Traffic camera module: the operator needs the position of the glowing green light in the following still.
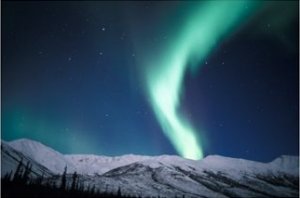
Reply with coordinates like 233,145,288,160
144,1,258,160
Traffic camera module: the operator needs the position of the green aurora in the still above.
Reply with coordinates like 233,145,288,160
144,1,259,160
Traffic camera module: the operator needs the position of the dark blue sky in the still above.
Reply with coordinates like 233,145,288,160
2,1,298,162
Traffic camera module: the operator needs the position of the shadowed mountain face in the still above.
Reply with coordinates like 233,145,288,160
1,139,299,198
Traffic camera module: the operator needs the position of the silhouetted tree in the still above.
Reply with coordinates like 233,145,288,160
117,186,122,197
3,164,142,198
3,171,13,181
60,166,67,191
22,161,32,183
13,158,24,182
71,171,78,191
90,184,95,195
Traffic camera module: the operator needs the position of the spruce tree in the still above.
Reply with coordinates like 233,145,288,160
60,166,67,191
71,171,78,191
13,158,23,182
22,161,32,183
117,186,122,197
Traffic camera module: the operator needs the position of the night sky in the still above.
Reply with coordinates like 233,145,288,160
2,1,299,162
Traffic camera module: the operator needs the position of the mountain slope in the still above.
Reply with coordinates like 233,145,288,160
1,141,53,179
81,157,298,197
8,138,76,174
1,139,299,198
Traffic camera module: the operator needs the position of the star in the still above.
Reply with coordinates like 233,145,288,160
2,0,298,163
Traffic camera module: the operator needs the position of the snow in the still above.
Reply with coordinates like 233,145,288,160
1,141,53,178
65,154,151,175
269,155,299,175
2,138,299,198
8,138,76,174
6,139,299,177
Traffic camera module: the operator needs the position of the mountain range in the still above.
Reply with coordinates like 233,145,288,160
1,138,299,197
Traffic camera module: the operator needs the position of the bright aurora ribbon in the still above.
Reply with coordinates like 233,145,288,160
143,1,259,160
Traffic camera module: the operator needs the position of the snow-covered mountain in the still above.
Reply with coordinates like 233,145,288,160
1,138,299,197
1,140,53,179
7,138,76,174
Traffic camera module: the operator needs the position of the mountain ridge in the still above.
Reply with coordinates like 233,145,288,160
5,138,298,174
1,138,299,198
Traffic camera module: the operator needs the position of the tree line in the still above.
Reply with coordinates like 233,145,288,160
2,158,140,198
2,158,188,198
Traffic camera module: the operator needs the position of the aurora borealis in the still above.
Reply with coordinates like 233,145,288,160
143,1,258,159
2,1,299,162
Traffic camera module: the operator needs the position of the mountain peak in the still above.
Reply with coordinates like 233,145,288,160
8,138,75,174
270,155,299,174
9,138,48,148
1,138,299,198
4,138,299,177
